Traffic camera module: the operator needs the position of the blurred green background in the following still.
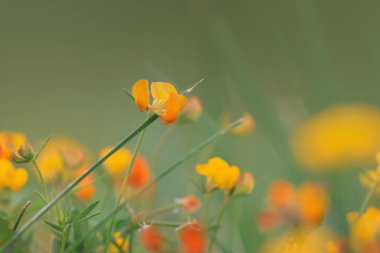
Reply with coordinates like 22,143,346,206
1,0,380,252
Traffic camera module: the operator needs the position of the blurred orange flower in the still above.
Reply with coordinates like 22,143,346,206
176,196,201,213
139,225,163,253
196,157,240,190
75,166,95,201
132,79,188,124
178,221,207,253
179,96,202,122
235,171,255,195
259,180,328,230
128,154,151,189
0,159,28,192
292,104,380,171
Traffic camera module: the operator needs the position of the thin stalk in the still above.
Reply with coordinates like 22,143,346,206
104,127,147,253
207,198,229,253
0,115,158,252
128,231,134,253
32,160,48,198
151,125,177,167
66,118,242,252
13,200,32,231
354,183,378,225
142,204,179,219
203,193,210,227
60,225,71,253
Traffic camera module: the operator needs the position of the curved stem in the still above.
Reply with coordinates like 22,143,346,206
103,127,147,253
32,160,48,199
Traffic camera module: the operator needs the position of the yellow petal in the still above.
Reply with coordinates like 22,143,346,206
100,147,132,177
151,82,177,105
132,79,150,112
8,168,28,192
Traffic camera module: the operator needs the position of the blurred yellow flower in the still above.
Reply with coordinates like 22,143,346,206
347,207,380,252
0,159,28,192
109,232,128,253
132,79,188,124
292,105,380,170
260,227,332,253
0,131,27,160
99,147,132,177
196,157,240,190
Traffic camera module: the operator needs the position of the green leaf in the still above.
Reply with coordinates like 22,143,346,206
44,221,63,233
76,212,101,224
72,201,99,223
122,88,135,101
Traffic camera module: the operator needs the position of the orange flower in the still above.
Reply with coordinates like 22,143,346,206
75,166,95,201
176,196,202,213
231,113,255,136
128,155,151,189
132,80,188,124
139,225,163,253
178,221,207,253
260,180,329,229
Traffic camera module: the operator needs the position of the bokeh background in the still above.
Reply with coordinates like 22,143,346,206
1,1,380,252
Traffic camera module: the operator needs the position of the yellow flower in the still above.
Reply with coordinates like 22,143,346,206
0,159,28,192
132,79,188,124
196,157,240,190
292,104,380,171
99,147,132,177
260,227,332,253
347,207,380,252
109,232,129,253
38,136,89,181
0,132,27,160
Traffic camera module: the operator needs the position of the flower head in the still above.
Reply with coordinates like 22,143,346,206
128,154,151,189
132,80,188,124
139,225,163,253
100,147,132,177
196,157,240,190
0,159,28,192
235,171,255,195
259,180,329,230
178,221,207,253
292,104,380,171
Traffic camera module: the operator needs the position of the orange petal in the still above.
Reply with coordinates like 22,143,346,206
132,79,150,112
160,93,187,124
128,155,151,189
151,82,177,105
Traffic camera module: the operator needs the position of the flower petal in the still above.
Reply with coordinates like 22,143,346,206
151,82,177,106
132,79,150,112
160,93,187,124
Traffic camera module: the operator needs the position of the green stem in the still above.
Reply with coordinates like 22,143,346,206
203,193,210,227
207,198,229,253
65,118,242,253
354,183,378,225
60,225,71,253
151,125,177,168
13,200,32,231
128,231,134,253
32,160,48,199
104,126,147,253
0,115,158,252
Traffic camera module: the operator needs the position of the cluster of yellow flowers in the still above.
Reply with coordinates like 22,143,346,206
0,132,29,192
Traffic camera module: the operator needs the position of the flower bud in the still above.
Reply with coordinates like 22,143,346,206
11,144,35,163
179,96,202,123
235,172,255,195
231,113,255,136
175,196,201,213
139,225,163,253
178,221,206,253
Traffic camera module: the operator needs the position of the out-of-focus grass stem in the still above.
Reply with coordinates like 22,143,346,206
208,197,229,253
